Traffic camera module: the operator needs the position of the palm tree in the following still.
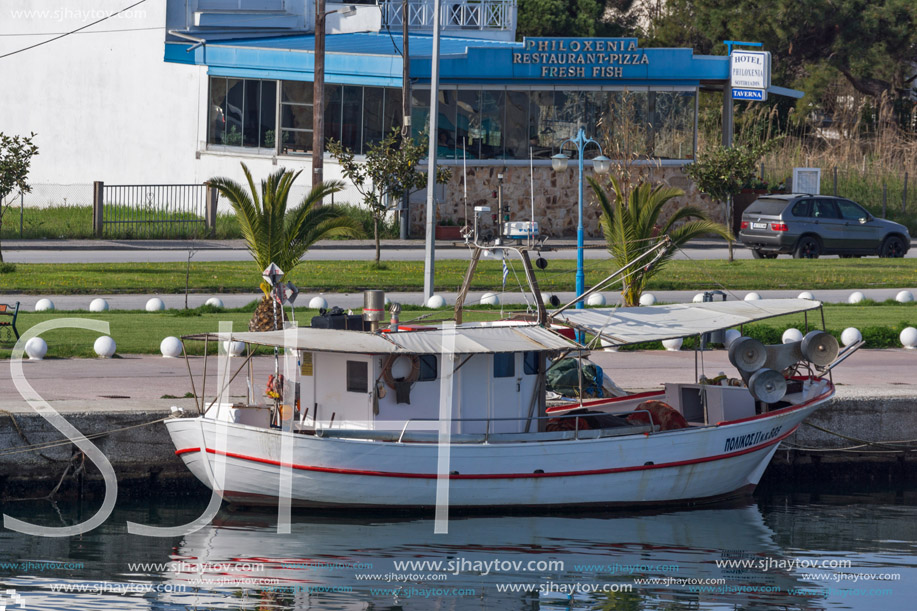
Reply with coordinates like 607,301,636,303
589,175,733,307
209,163,363,331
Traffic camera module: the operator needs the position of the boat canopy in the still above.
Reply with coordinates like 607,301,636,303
553,299,822,346
185,324,576,355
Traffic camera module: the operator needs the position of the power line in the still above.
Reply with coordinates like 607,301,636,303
0,26,162,37
0,0,150,60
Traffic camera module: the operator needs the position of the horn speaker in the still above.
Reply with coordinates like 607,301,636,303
801,330,839,366
748,368,788,403
728,337,767,372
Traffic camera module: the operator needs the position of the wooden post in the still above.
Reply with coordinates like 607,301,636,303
312,0,326,196
92,181,104,237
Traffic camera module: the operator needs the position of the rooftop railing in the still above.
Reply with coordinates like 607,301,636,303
378,0,516,32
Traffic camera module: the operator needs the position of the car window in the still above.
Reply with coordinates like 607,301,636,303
813,199,840,219
744,198,788,216
836,199,868,221
791,199,812,218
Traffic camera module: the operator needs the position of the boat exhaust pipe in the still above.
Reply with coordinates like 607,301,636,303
363,290,385,332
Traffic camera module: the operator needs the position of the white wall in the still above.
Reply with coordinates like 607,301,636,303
0,0,359,211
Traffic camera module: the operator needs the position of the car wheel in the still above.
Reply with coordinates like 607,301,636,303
793,236,821,259
879,236,906,258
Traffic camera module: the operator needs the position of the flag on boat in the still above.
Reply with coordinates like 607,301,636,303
502,252,508,290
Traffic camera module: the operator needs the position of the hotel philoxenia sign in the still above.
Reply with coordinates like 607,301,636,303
513,38,649,79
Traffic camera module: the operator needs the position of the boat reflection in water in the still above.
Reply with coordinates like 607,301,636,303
162,503,823,610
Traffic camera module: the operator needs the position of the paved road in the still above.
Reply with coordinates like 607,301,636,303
6,238,916,263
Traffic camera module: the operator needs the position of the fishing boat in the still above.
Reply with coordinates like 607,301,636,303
164,241,856,509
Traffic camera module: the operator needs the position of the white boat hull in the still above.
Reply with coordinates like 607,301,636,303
165,382,833,509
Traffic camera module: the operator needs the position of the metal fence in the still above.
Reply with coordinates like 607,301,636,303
760,165,916,223
93,182,218,238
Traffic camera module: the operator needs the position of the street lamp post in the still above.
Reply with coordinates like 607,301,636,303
551,128,610,313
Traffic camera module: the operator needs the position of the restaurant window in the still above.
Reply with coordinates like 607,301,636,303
280,80,313,155
479,90,506,159
207,76,276,149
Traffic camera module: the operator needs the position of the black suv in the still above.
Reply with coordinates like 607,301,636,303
738,194,911,259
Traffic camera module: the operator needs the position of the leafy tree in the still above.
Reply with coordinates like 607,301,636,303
589,175,733,306
646,0,917,115
518,0,638,39
328,128,451,265
0,132,39,263
683,141,775,260
208,163,363,331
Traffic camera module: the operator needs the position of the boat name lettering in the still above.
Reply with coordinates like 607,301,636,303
724,426,782,452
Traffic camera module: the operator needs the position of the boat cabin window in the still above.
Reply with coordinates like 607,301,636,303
493,353,515,378
418,355,437,381
523,351,540,375
346,360,368,393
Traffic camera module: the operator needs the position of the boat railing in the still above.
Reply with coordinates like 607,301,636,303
314,409,657,444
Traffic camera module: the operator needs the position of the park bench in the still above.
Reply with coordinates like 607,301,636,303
0,301,20,342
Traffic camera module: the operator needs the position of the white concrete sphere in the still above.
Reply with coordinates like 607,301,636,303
840,327,862,347
797,291,815,300
586,293,606,307
145,298,165,312
384,296,391,306
692,293,705,303
848,291,865,304
89,298,109,312
782,328,804,344
94,335,116,358
900,327,917,349
744,292,761,301
639,293,657,306
205,297,224,308
160,336,183,358
308,296,328,310
724,329,742,347
223,340,246,357
480,292,500,306
34,298,54,312
25,337,47,360
426,295,446,308
662,337,683,351
895,290,914,304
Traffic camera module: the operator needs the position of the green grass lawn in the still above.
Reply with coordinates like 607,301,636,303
1,303,913,358
2,258,916,295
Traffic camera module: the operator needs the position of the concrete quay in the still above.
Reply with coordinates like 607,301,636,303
0,350,915,499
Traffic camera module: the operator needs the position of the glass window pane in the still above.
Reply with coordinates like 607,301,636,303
837,199,867,220
243,80,261,147
418,355,437,381
324,84,342,145
225,78,244,146
609,90,648,157
260,80,276,149
384,87,403,136
208,77,227,145
651,91,695,160
791,200,811,217
342,85,362,153
282,104,313,131
554,90,583,157
523,351,540,375
528,90,555,158
436,89,458,159
282,80,312,104
479,90,505,159
346,360,368,393
280,129,312,155
493,353,515,378
411,88,430,146
504,91,529,160
362,87,385,151
455,89,479,159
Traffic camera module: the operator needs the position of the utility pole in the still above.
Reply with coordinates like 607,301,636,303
312,0,326,195
400,0,411,239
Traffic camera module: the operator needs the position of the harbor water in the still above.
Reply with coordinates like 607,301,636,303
1,484,915,610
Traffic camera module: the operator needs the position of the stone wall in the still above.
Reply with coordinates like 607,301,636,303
408,164,725,238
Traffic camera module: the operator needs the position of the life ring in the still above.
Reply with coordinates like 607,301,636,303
382,354,421,388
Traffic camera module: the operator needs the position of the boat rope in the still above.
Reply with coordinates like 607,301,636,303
780,421,917,454
0,409,56,462
0,415,174,458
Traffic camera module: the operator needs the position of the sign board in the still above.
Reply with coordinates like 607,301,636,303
730,50,770,90
733,88,767,101
792,168,821,195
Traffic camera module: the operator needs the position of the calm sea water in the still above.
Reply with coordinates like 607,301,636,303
1,485,915,610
